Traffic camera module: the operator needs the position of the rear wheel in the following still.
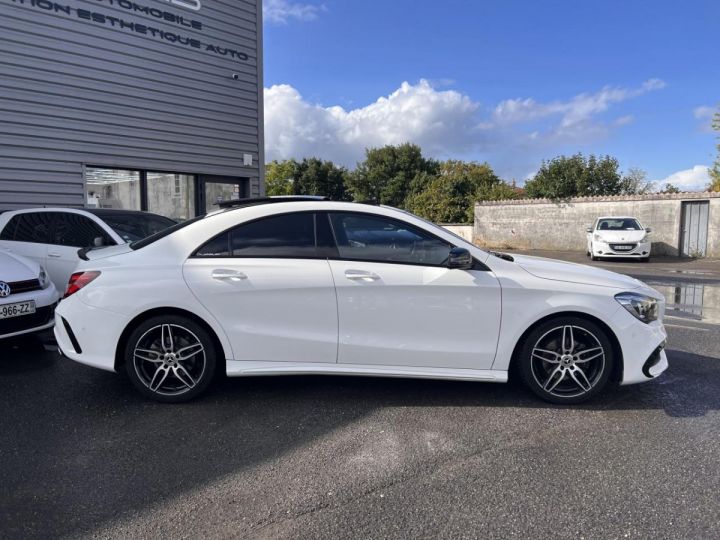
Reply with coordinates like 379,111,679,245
518,317,614,404
124,315,217,403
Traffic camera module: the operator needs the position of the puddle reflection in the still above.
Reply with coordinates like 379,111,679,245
647,280,720,324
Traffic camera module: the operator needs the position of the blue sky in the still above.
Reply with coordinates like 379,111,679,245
262,0,719,189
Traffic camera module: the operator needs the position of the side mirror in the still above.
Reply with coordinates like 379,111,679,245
645,227,652,233
447,247,473,270
93,236,104,247
585,227,593,233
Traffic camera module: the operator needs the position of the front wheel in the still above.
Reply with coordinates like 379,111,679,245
518,317,615,404
124,315,217,403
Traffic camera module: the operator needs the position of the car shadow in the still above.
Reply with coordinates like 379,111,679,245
0,342,717,538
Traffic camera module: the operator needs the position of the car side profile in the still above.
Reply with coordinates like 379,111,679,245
54,198,668,404
0,208,176,292
586,216,652,262
1,249,59,340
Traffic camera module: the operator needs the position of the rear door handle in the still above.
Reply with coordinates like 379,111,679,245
48,251,62,258
345,270,380,282
211,269,247,281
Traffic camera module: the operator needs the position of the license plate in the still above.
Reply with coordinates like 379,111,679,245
614,245,632,250
0,300,36,320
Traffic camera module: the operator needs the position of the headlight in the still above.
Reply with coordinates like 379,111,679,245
593,234,602,241
640,235,650,243
39,267,50,289
615,292,659,323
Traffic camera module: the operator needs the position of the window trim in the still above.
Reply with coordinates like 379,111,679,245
190,210,326,260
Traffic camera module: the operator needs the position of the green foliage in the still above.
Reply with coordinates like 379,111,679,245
524,153,648,199
406,160,514,223
660,183,680,194
711,108,720,192
347,143,439,206
265,160,296,196
265,158,350,200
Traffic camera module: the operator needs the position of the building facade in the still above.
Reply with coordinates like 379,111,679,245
0,0,264,219
474,192,720,258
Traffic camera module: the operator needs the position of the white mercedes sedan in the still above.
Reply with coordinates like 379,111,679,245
586,216,652,262
55,198,668,404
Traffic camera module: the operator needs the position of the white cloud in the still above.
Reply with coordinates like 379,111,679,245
263,0,322,24
265,80,482,166
655,165,711,192
694,105,716,133
264,79,665,177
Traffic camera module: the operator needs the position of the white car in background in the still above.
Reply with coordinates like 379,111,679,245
0,208,176,292
0,249,59,340
586,216,652,262
55,198,668,405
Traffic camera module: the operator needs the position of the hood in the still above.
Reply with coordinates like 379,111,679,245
0,249,40,282
593,230,646,242
80,244,133,261
513,254,643,289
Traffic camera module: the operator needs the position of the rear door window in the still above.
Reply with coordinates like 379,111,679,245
2,213,53,244
195,212,318,258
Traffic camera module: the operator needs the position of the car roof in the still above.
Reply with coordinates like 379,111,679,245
597,216,640,220
84,208,173,219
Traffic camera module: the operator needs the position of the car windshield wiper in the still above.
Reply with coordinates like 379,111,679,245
489,251,514,262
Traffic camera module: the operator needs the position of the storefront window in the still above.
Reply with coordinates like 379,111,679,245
85,168,141,210
204,181,242,214
147,172,196,220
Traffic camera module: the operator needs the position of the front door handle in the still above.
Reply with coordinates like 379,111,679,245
345,270,380,282
48,251,62,258
211,269,247,281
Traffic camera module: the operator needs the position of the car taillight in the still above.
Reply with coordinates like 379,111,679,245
64,271,101,299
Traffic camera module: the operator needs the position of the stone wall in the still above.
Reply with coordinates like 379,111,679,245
474,192,720,257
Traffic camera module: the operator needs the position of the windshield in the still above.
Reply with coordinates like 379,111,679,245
102,213,177,243
596,218,642,231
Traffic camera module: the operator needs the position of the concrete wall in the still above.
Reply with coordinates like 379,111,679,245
441,224,474,243
474,192,720,257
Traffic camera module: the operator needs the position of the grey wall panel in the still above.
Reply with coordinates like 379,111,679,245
0,0,263,209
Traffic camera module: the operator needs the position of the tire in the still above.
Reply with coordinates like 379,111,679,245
124,315,217,403
518,316,615,404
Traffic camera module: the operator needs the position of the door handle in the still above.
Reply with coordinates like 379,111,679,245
48,251,61,258
211,269,247,281
345,270,380,282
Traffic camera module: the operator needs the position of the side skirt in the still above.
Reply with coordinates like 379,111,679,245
226,361,508,383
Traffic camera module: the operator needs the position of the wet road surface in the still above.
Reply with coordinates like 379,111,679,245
1,276,718,539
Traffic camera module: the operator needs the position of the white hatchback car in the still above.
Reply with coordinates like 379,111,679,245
0,208,176,292
586,216,652,262
1,249,60,340
55,198,668,404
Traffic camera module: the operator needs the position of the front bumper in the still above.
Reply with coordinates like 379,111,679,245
592,241,651,258
0,285,60,339
611,307,669,385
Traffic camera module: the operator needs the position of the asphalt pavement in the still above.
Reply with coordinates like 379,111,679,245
1,259,719,539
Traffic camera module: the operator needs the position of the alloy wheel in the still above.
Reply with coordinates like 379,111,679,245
530,325,606,399
132,323,207,397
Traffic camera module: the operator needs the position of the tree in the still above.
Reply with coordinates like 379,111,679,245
711,107,720,192
265,159,296,196
406,160,513,223
292,158,351,201
524,153,626,199
347,143,438,206
264,158,350,200
620,167,654,195
660,183,680,194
